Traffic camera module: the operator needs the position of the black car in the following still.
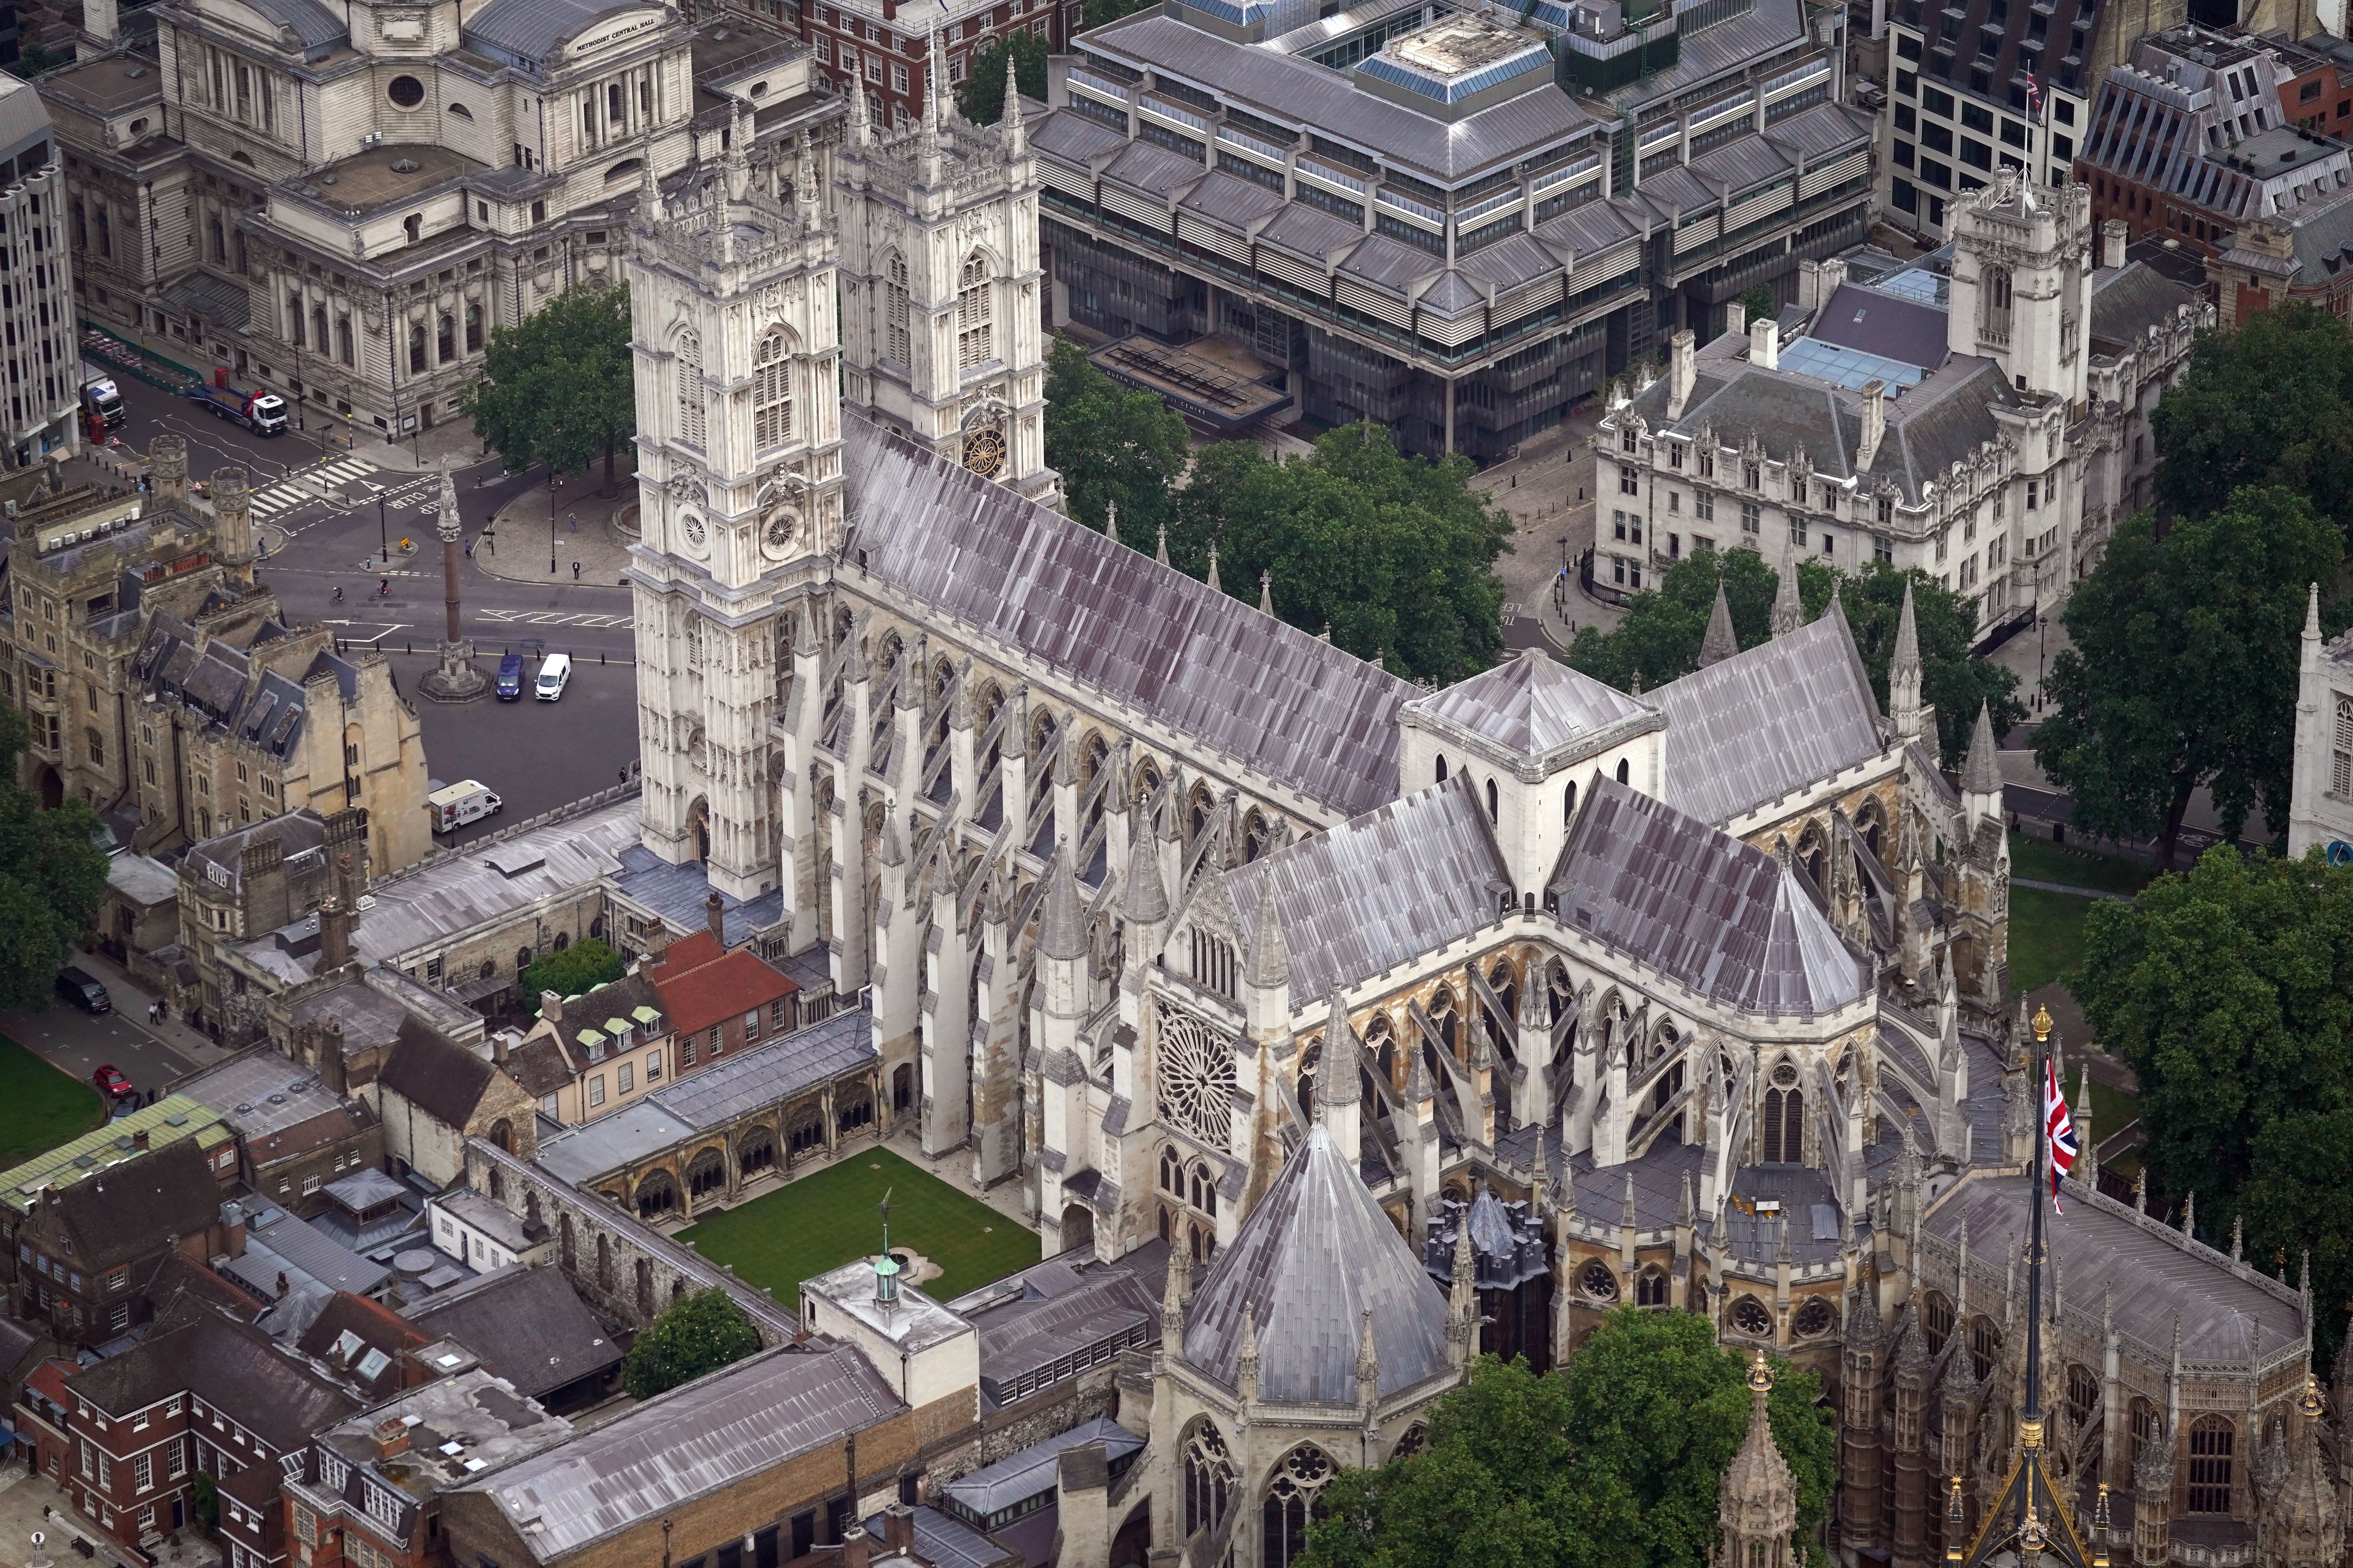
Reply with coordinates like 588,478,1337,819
55,967,110,1015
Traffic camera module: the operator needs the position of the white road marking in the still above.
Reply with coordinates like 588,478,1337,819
476,608,635,628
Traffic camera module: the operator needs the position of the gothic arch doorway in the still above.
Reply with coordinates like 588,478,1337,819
685,796,711,863
36,766,60,810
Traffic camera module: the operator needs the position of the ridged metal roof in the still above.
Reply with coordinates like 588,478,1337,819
1410,644,1657,757
1651,613,1885,827
1548,777,1866,1015
1181,1126,1451,1403
1220,776,1509,1001
843,416,1409,816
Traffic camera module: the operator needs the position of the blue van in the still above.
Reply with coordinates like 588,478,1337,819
496,653,524,701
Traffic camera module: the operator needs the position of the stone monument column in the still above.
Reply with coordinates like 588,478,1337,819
417,463,487,703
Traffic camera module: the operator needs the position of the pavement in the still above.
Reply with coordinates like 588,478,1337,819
477,475,638,589
0,945,219,1104
1459,408,1626,655
0,1460,215,1568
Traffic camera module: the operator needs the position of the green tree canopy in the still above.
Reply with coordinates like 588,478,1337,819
1736,285,1777,328
2074,845,2353,1367
956,30,1047,125
520,938,627,1016
1162,426,1514,685
1565,551,2020,767
1043,335,1191,545
464,281,636,495
2151,303,2353,535
620,1286,762,1400
2033,487,2345,868
0,706,109,1012
1080,0,1156,30
1304,1312,1834,1568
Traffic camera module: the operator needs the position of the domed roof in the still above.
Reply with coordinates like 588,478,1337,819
1181,1126,1450,1404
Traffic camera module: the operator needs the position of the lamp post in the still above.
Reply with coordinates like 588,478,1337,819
548,464,558,575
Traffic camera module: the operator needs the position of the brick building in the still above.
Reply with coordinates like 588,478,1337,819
173,1045,386,1219
646,927,803,1082
796,0,1060,137
0,1138,233,1348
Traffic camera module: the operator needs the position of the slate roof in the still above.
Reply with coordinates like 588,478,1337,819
1649,612,1886,826
1806,281,1952,371
40,1138,219,1270
1547,776,1867,1015
960,1242,1165,1406
403,1266,621,1400
1408,646,1660,760
1182,1125,1450,1403
466,1343,903,1560
861,1507,1015,1568
1221,776,1510,1003
377,1020,499,1130
297,1292,430,1397
184,810,330,895
72,1298,359,1450
2088,261,2198,356
843,415,1410,817
940,1416,1143,1515
464,0,637,62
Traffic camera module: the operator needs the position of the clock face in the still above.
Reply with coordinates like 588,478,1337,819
962,425,1007,480
680,512,707,550
763,509,800,556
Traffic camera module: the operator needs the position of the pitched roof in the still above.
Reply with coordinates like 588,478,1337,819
464,1343,903,1561
1650,612,1885,826
1407,647,1660,761
647,947,796,1039
297,1292,431,1397
1182,1126,1451,1403
72,1300,359,1449
41,1138,220,1270
843,416,1411,817
1221,776,1510,1002
377,1020,498,1130
402,1266,621,1400
1547,777,1867,1016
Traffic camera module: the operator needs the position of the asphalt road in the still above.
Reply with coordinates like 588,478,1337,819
0,990,200,1102
393,656,646,848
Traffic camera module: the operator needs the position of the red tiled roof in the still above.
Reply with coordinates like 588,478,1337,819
650,947,798,1038
26,1356,76,1405
648,930,725,978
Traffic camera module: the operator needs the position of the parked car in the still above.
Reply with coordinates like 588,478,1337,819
91,1063,134,1101
496,653,524,701
429,780,503,833
55,967,110,1015
535,653,572,701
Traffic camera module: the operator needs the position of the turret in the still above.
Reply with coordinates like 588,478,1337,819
1961,701,2003,829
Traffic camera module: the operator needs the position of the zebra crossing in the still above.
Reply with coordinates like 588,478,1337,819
247,457,377,516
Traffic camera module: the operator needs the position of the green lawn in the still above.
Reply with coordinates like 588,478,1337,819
2009,885,2099,995
2008,832,2155,897
0,1035,105,1168
677,1146,1041,1311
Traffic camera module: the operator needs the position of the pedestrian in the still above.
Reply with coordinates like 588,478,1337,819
568,514,578,533
464,540,474,558
572,561,582,580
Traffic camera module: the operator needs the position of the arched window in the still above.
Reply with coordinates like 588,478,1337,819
2065,1363,2100,1429
1580,1260,1619,1301
2131,1399,2162,1469
465,300,482,353
1564,780,1577,824
1183,1423,1234,1536
675,330,707,448
2188,1417,2234,1512
314,307,330,356
1616,758,1630,785
1761,1061,1802,1164
884,252,911,364
957,251,994,369
1969,1315,2000,1382
288,295,306,346
2335,695,2353,796
1924,1291,1954,1353
437,313,455,363
1792,1297,1835,1337
408,320,426,373
1262,1446,1333,1568
1485,778,1499,822
1635,1267,1669,1307
754,329,793,449
336,315,354,366
1159,1146,1181,1194
1980,264,2014,342
1434,754,1447,783
1190,1162,1217,1217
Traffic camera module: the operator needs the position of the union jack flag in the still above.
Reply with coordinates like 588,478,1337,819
2025,73,2045,127
2044,1057,2079,1212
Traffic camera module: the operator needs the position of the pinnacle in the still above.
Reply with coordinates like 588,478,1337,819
1771,564,1802,638
1698,581,1738,668
1960,700,2002,796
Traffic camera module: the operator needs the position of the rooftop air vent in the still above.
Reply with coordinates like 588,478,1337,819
391,158,421,173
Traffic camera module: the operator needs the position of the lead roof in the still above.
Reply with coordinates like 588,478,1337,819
1182,1124,1451,1402
1650,612,1885,826
1409,645,1658,758
844,416,1409,817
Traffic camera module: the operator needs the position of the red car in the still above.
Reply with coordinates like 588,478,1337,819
91,1064,133,1101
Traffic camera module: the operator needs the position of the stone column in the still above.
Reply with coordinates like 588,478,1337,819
418,465,487,702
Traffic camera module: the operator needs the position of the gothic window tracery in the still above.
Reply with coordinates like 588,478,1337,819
1580,1260,1619,1301
675,330,707,449
1924,1291,1954,1353
1155,1001,1237,1147
885,251,911,365
1183,1422,1234,1536
957,251,994,369
754,329,794,450
1792,1297,1835,1338
1262,1446,1333,1568
2188,1416,2234,1513
1731,1295,1772,1336
1761,1061,1803,1164
1635,1267,1669,1307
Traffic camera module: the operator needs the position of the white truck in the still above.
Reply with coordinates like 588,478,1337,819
428,780,502,834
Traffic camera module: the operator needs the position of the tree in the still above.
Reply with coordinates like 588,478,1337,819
620,1286,762,1400
1303,1312,1835,1568
1565,552,2021,767
463,281,635,497
0,706,109,1013
1043,336,1190,544
956,30,1047,125
2033,487,2344,868
2074,845,2353,1367
1737,284,1777,327
1080,0,1156,30
9,42,66,80
1162,426,1514,685
519,938,626,1015
2151,303,2353,535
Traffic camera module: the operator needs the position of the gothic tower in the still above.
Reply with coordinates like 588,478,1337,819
1944,173,2092,408
835,53,1060,510
1717,1352,1799,1568
626,112,844,902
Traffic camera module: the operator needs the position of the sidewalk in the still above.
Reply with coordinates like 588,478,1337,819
476,474,638,588
0,1458,219,1568
66,948,234,1073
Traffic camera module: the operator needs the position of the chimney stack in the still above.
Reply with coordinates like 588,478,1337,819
842,1524,872,1568
1667,329,1696,419
2103,218,2129,270
1725,300,1747,338
212,467,254,585
541,989,564,1022
1858,379,1887,472
1749,314,1780,371
319,893,354,969
705,891,725,943
150,436,189,513
371,1417,411,1460
882,1504,916,1554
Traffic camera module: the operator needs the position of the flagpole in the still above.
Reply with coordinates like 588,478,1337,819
2021,1003,2053,1518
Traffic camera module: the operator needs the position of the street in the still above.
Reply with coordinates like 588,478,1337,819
393,656,646,848
0,959,207,1103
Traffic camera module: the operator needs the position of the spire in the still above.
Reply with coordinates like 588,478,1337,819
1447,1220,1478,1363
848,64,871,147
1717,1352,1798,1548
795,130,821,230
1826,577,1849,635
1038,841,1087,961
1207,543,1222,593
1260,569,1274,615
1961,700,2003,797
724,97,753,202
1161,1247,1189,1344
999,50,1027,154
1891,579,1923,737
1621,1170,1638,1232
918,30,945,178
1103,498,1119,546
1246,878,1290,991
2307,581,2324,645
636,154,663,224
1355,1308,1380,1401
1320,992,1359,1112
2182,1190,2196,1240
1679,1168,1696,1228
1771,564,1803,637
1698,581,1738,667
1122,814,1169,923
1532,1127,1552,1216
1155,523,1169,567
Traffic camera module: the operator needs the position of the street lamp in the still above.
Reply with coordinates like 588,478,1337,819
548,464,558,575
2037,612,2050,710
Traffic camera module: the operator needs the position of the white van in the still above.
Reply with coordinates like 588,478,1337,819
429,780,503,833
535,653,572,701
